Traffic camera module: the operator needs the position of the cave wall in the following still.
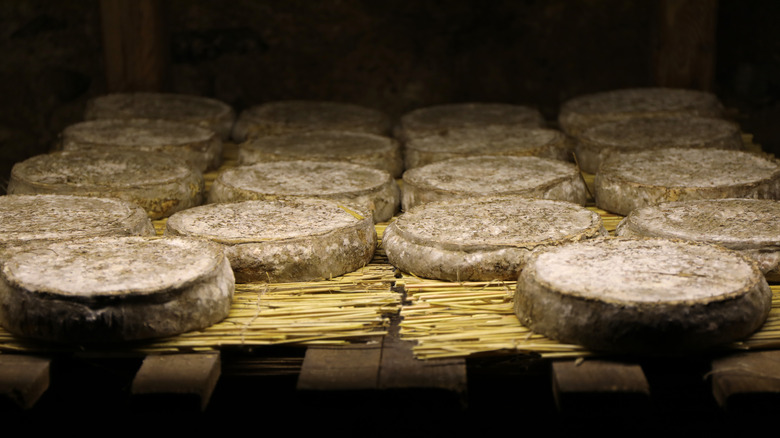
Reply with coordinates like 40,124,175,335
0,0,776,188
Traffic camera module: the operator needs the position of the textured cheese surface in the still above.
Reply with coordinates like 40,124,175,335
398,103,545,139
404,156,578,192
563,88,721,115
579,117,741,149
600,148,779,187
407,127,563,154
0,194,153,243
617,199,780,249
3,237,223,297
85,92,233,123
532,238,755,302
63,119,215,147
393,197,602,250
11,150,192,187
166,199,365,241
216,161,390,196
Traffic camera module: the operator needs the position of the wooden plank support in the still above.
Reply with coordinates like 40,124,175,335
297,344,382,391
711,350,780,414
552,359,651,416
653,0,718,90
130,353,220,412
0,354,50,410
99,0,169,92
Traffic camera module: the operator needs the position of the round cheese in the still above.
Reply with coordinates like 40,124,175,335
85,92,235,140
232,100,392,142
514,238,772,355
401,156,589,211
166,199,376,282
62,119,223,172
0,194,154,255
404,126,572,170
559,87,725,136
383,197,606,281
208,161,400,222
238,131,403,177
395,103,546,142
595,148,780,215
575,117,743,174
0,236,234,343
7,150,205,219
616,199,780,277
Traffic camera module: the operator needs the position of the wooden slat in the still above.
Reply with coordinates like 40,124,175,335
100,0,168,92
653,0,718,90
297,345,381,390
130,353,220,412
552,359,650,414
711,350,780,413
0,354,50,409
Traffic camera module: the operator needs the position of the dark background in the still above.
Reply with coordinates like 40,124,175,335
1,0,778,189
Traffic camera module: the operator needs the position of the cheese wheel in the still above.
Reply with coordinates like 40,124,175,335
595,148,780,215
616,199,780,277
232,100,392,142
85,92,235,140
401,156,588,211
166,199,376,282
514,238,772,355
0,236,234,343
383,197,606,281
0,194,154,255
575,117,743,174
62,119,223,171
559,88,725,136
395,103,546,142
238,131,403,177
7,150,204,219
404,126,572,170
208,161,400,222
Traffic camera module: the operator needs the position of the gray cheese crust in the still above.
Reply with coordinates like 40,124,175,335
0,194,154,257
84,92,235,140
594,148,780,215
166,199,376,282
0,236,235,343
401,156,588,211
395,102,546,142
515,238,772,355
383,197,606,281
558,87,725,136
232,100,392,142
616,199,780,276
575,117,743,174
7,150,205,219
238,131,403,177
62,118,223,171
404,126,572,170
208,161,400,223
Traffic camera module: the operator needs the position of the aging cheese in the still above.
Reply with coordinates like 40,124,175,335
403,126,572,170
559,87,725,136
0,194,154,251
0,236,234,343
85,92,235,140
594,148,780,215
616,199,780,278
7,150,204,219
514,238,772,355
232,100,392,142
62,119,223,171
208,161,400,222
401,156,589,211
166,199,376,282
395,103,546,142
575,117,743,174
238,131,403,177
383,197,606,281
